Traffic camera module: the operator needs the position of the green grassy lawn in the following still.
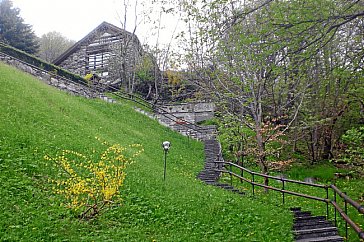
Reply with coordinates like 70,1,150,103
0,62,293,241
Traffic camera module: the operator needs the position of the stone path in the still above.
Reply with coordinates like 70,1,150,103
197,138,245,195
291,208,344,242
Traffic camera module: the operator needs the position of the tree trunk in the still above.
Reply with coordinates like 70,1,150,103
322,106,346,160
322,128,333,160
256,131,269,192
146,83,152,99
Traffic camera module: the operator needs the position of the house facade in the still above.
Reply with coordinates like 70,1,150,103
53,22,143,84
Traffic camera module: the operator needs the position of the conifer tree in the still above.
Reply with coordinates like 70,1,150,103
0,0,39,54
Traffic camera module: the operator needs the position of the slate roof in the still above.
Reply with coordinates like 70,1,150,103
53,21,137,65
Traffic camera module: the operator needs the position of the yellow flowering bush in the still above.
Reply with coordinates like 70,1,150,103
45,138,143,219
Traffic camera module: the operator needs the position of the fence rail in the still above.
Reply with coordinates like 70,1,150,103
218,161,364,241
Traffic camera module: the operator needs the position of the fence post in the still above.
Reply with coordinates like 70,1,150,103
229,163,232,186
252,173,255,196
240,136,244,180
344,192,348,241
240,168,244,183
334,190,337,227
326,186,329,219
282,179,285,205
240,155,244,184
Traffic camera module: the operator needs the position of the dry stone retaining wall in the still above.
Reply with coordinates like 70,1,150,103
158,102,215,125
0,52,98,99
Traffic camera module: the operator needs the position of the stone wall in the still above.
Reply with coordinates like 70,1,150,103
58,29,143,84
0,52,97,99
135,106,217,141
155,102,216,140
158,102,215,125
59,46,87,77
107,38,143,82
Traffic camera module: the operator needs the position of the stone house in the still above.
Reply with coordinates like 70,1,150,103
53,21,144,87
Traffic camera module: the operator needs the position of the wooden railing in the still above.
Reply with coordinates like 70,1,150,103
217,161,364,241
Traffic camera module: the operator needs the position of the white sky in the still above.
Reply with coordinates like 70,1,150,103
11,0,181,47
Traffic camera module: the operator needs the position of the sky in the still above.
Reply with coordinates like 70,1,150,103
11,0,181,47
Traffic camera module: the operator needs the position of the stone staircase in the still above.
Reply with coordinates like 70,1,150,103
196,139,344,241
291,208,344,242
197,139,244,195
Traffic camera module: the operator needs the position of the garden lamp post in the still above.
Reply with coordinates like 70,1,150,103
162,141,171,181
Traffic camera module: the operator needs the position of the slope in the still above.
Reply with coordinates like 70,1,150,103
0,62,293,241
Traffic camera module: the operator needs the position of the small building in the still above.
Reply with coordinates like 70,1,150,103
53,21,144,85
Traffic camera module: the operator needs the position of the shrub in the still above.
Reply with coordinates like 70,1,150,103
45,139,143,219
337,126,364,174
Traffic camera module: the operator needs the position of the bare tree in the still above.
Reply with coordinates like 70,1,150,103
38,31,74,62
108,0,144,93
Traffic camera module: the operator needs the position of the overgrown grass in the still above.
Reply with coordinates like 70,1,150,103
0,63,293,241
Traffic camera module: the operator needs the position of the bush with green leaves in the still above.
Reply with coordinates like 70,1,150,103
337,126,364,174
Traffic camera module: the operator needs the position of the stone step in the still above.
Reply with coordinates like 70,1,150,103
291,208,344,242
295,235,344,242
198,176,219,179
200,179,219,182
197,171,218,175
198,173,218,176
197,177,218,181
198,169,218,172
294,219,330,227
199,168,219,171
293,211,312,217
293,221,333,230
198,177,219,181
198,138,246,197
294,216,327,222
197,173,219,178
294,227,339,240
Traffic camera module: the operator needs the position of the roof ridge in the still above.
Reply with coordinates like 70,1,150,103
52,21,134,65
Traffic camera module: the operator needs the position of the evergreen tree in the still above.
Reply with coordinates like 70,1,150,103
0,0,39,54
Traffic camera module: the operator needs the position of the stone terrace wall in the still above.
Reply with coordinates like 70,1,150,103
155,102,216,140
158,102,215,125
0,52,98,99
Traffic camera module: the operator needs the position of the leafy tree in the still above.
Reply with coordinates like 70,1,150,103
336,126,364,175
0,0,39,54
177,0,364,182
134,53,159,99
179,0,307,186
38,31,75,62
266,0,364,163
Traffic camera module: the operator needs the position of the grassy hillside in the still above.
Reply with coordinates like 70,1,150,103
0,62,293,241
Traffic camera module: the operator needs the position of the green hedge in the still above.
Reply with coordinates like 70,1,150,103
0,42,87,86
